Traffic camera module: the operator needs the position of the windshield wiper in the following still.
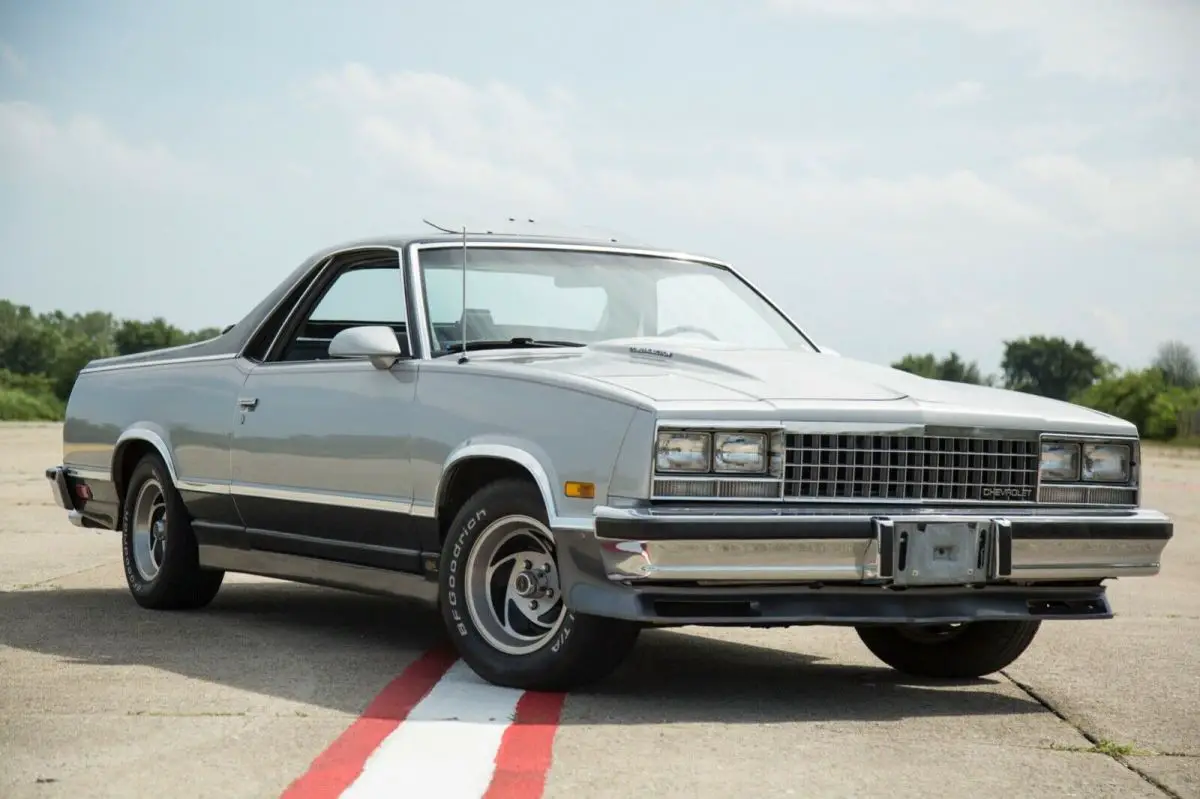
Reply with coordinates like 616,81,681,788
439,337,587,354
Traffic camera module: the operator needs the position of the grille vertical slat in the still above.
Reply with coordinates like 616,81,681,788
784,433,1040,502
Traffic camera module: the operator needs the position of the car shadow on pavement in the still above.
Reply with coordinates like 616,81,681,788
0,581,1043,725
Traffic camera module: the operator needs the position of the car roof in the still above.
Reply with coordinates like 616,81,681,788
314,231,682,253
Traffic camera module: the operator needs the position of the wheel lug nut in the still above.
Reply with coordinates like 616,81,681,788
545,589,554,598
523,560,532,569
530,600,539,610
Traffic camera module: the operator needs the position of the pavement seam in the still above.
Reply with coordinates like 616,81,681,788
1003,671,1184,799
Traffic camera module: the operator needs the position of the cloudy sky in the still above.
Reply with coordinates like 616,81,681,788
1,0,1196,375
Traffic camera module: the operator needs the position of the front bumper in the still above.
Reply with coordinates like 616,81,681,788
593,505,1172,585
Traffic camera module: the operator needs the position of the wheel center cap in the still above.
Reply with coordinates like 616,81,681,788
513,570,544,598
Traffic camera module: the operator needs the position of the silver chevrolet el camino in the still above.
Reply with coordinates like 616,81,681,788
45,232,1173,691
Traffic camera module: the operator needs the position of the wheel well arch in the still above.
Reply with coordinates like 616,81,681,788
435,456,548,544
111,431,175,526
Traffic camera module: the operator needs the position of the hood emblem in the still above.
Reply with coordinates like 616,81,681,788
630,346,673,359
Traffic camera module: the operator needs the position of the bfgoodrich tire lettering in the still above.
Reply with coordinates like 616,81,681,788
855,620,1042,679
439,478,639,691
120,453,224,611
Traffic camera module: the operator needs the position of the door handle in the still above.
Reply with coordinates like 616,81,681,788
237,397,259,411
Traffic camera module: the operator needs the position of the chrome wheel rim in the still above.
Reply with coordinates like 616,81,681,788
131,479,168,582
464,514,566,656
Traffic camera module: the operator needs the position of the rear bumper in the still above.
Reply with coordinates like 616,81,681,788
44,466,85,527
592,505,1172,585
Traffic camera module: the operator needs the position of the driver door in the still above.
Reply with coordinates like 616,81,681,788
229,248,423,572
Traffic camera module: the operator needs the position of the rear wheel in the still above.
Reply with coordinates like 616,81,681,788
121,453,224,610
855,620,1041,679
439,478,640,691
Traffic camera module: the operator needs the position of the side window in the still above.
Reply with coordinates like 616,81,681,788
309,267,407,323
270,260,409,363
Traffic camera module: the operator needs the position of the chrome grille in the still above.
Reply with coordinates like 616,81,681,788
784,433,1040,502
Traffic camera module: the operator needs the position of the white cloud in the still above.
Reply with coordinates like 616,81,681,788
302,65,1200,263
307,65,1064,247
1016,154,1200,241
767,0,1200,82
0,42,25,76
0,101,220,194
594,167,1057,246
309,64,577,209
919,80,985,107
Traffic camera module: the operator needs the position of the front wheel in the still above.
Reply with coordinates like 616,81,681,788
855,620,1041,679
439,478,640,691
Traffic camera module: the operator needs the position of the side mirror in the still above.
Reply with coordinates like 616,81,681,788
328,325,404,369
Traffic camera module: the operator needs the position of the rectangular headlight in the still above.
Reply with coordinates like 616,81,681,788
713,432,767,473
1040,442,1080,482
1083,442,1131,483
655,431,711,473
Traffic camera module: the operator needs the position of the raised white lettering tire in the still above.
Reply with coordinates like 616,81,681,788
439,478,640,691
121,453,224,610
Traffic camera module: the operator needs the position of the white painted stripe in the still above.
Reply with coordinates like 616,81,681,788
339,659,524,799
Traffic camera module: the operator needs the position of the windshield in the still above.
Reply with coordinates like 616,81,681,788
418,246,816,355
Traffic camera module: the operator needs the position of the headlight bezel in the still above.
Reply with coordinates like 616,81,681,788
1038,434,1137,487
653,424,784,478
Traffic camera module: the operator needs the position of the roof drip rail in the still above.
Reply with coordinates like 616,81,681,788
420,216,633,244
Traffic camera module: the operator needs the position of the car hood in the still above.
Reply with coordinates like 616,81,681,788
459,338,1131,434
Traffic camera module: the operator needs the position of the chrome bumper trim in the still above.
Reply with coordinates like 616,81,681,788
592,506,1171,584
45,466,73,510
597,537,871,582
1009,538,1164,580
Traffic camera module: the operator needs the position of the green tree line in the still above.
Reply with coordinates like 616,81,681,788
894,336,1200,442
0,300,220,421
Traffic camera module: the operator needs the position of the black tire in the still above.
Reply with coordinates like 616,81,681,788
120,453,224,610
856,620,1041,679
439,478,640,691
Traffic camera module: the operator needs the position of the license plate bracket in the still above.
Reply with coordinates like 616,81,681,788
889,520,992,587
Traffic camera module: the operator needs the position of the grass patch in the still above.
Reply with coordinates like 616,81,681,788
1049,739,1155,757
1090,739,1150,757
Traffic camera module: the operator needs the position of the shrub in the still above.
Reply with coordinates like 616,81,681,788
0,387,64,421
1075,368,1200,440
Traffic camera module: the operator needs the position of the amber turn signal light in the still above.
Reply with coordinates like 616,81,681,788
563,481,595,499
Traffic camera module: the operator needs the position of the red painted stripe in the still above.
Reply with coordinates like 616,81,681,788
279,646,458,799
482,690,567,799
